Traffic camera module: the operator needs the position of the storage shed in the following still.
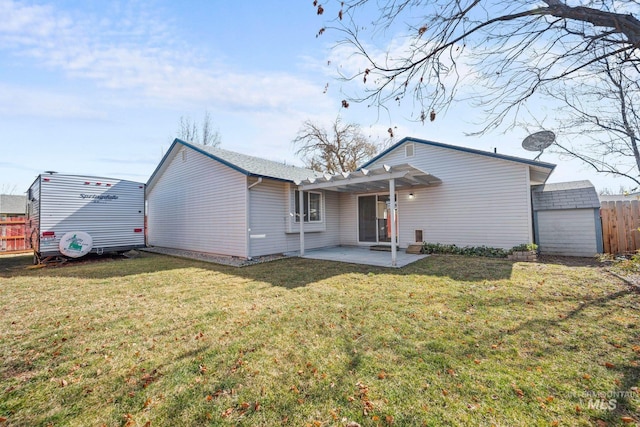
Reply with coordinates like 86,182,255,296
532,180,603,257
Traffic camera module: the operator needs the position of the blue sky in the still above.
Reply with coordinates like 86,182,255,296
0,0,632,193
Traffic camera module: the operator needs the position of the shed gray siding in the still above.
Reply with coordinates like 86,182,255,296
361,141,534,249
532,180,602,257
147,145,248,257
536,209,599,257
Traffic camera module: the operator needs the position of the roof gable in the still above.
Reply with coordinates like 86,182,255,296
147,139,322,188
361,137,557,171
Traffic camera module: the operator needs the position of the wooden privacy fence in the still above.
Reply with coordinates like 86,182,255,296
0,216,27,253
600,200,640,254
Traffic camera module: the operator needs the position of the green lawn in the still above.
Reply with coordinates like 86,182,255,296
0,252,638,426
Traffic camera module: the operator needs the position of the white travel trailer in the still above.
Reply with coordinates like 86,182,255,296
26,173,145,263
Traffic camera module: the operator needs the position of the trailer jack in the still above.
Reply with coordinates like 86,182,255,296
30,251,68,268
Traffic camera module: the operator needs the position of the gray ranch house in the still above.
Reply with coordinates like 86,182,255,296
146,137,558,263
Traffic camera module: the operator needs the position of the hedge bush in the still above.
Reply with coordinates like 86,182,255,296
421,242,509,258
421,242,538,258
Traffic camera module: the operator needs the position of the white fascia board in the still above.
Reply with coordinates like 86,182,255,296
298,170,412,191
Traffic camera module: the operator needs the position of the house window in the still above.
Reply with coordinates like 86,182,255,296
295,190,322,222
405,143,414,157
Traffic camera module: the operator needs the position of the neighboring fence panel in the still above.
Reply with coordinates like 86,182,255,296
600,200,640,254
0,216,27,253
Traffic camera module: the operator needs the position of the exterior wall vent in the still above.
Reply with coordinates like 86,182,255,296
405,143,414,157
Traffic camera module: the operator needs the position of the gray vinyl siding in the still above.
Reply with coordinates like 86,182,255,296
536,209,599,257
365,142,533,249
28,174,145,256
248,180,341,256
147,146,247,257
247,179,292,256
286,189,341,252
339,192,358,245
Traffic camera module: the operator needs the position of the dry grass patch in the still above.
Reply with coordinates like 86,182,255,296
0,252,639,426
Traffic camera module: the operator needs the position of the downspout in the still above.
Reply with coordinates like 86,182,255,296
248,178,263,190
525,167,534,244
246,178,262,260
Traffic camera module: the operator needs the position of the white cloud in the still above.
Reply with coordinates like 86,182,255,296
0,83,107,119
0,0,332,114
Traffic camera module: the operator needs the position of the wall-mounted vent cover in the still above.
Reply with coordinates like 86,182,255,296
405,143,414,157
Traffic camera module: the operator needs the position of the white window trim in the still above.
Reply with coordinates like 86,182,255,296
294,190,323,223
286,186,326,234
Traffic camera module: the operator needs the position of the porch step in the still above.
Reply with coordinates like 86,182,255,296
405,244,423,254
369,245,399,252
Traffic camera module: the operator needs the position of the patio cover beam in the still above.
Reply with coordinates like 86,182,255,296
296,164,441,192
299,169,411,191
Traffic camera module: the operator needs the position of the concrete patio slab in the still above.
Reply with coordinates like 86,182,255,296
288,246,428,268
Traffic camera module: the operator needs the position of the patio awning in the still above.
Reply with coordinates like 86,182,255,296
295,163,440,267
294,163,441,192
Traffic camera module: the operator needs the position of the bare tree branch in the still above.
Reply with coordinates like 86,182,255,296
546,53,640,186
176,110,221,147
0,184,18,195
317,0,640,185
292,117,382,173
319,0,640,131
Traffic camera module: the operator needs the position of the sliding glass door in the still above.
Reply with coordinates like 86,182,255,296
358,195,377,242
358,194,397,244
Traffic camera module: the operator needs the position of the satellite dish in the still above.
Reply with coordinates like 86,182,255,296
522,130,555,160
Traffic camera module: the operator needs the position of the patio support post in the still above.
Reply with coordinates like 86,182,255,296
299,187,305,256
389,178,397,267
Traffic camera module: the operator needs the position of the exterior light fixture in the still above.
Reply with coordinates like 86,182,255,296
409,192,414,199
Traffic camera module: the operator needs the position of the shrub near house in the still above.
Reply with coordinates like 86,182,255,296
422,242,538,261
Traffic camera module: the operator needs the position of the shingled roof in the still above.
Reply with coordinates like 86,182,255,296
0,194,26,215
149,139,322,185
531,180,600,211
